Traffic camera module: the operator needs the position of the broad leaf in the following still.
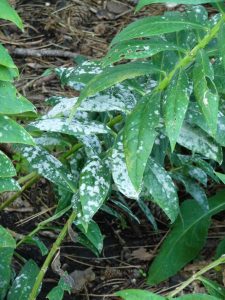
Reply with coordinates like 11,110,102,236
7,260,40,300
111,15,206,45
144,158,179,223
0,150,16,177
193,50,219,135
124,93,161,191
136,0,224,12
79,156,111,223
215,172,225,184
0,44,17,70
177,123,222,163
0,82,36,115
0,226,16,300
0,115,34,145
0,0,23,29
217,22,225,70
112,134,139,200
115,289,165,300
164,70,190,151
18,145,76,192
147,190,225,285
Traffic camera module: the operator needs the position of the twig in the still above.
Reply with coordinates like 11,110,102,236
28,210,76,300
10,48,81,58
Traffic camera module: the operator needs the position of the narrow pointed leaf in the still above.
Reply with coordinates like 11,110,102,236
218,22,225,70
115,289,165,300
144,158,179,223
0,151,16,177
0,0,23,29
193,50,219,135
147,190,225,285
164,70,190,151
199,277,225,299
0,44,17,70
124,93,161,191
175,295,220,300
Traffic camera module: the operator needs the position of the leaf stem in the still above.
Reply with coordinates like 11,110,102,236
28,210,76,300
168,255,225,298
156,14,225,92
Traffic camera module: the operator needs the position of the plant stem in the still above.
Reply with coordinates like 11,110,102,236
0,174,40,211
17,171,37,185
156,14,225,92
168,255,225,298
28,210,76,300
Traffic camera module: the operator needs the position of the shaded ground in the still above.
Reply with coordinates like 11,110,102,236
0,1,224,299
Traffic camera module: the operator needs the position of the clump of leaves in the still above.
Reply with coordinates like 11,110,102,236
2,0,225,299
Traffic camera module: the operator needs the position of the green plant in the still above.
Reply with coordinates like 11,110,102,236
2,0,225,299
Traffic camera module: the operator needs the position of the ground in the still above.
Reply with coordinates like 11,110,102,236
0,1,224,299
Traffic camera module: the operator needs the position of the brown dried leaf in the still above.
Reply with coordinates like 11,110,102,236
131,247,153,261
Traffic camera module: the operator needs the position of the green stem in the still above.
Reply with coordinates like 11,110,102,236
168,255,225,298
156,14,225,92
0,174,40,211
28,210,76,300
17,171,37,185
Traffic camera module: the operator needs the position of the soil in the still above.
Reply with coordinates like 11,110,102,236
0,1,224,299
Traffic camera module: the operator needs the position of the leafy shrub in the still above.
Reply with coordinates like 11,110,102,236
2,0,225,299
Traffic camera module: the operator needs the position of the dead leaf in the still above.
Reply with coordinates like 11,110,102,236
131,247,153,261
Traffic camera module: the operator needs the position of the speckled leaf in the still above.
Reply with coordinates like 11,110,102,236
0,178,20,193
112,134,139,200
79,156,111,223
0,116,34,145
193,50,219,135
0,150,16,177
0,82,36,115
147,190,225,285
111,15,206,45
0,226,16,300
18,145,76,192
71,62,161,115
103,39,185,66
77,134,102,157
28,118,109,137
144,158,179,223
177,123,222,163
7,260,40,300
136,0,223,11
115,289,165,300
0,0,23,29
77,220,104,253
164,70,191,151
218,22,225,70
124,93,161,191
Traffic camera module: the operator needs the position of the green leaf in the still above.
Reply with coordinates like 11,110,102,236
77,220,104,253
0,178,20,193
199,277,225,299
217,22,225,70
115,289,165,300
124,93,161,191
7,260,40,300
112,134,139,200
144,158,179,223
0,44,17,70
18,145,76,192
147,190,225,285
177,123,222,163
0,66,14,81
74,62,161,112
0,115,34,145
79,156,111,223
175,295,220,300
0,0,23,29
0,82,36,115
164,70,190,151
111,15,206,45
0,150,16,177
193,50,219,135
215,172,225,184
136,0,224,12
28,117,109,136
0,226,16,300
215,237,225,259
103,38,185,66
24,236,48,256
47,286,64,300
